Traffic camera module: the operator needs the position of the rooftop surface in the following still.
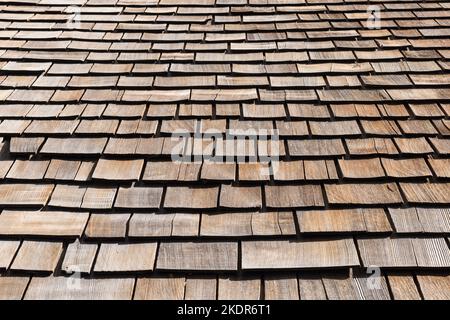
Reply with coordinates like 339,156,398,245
0,0,449,300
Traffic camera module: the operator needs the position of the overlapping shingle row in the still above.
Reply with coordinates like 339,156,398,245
0,0,449,300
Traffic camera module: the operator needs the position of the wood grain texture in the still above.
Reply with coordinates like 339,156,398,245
218,277,261,300
185,277,217,300
164,186,219,209
322,273,390,300
242,239,359,269
201,213,252,236
412,238,450,267
325,183,402,205
25,277,135,300
0,211,89,237
0,277,29,300
0,240,21,269
157,242,238,271
387,274,421,300
417,275,450,300
11,241,63,272
135,277,185,300
0,184,53,206
115,187,163,209
94,242,157,272
357,238,417,267
62,240,98,274
219,185,262,208
297,209,366,233
265,185,324,208
264,275,299,300
298,276,327,300
85,214,130,239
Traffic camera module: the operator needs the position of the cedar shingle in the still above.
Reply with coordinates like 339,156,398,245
388,274,421,300
0,211,89,237
297,210,367,233
62,240,97,274
400,183,450,204
135,277,185,300
115,187,162,209
0,277,29,300
94,243,157,272
81,187,116,209
322,273,390,300
242,239,359,269
11,241,63,273
0,241,21,270
381,158,432,178
288,139,346,157
357,238,417,267
85,214,130,239
218,277,261,300
92,159,144,181
338,158,385,179
219,185,262,208
164,186,219,209
0,184,53,206
265,185,324,208
184,277,216,300
157,242,238,271
7,160,49,180
201,213,252,237
25,277,134,300
417,275,450,300
326,183,402,205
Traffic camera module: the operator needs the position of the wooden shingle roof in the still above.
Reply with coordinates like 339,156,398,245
0,0,449,300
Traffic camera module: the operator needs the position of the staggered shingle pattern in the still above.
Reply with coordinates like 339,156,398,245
0,0,449,300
